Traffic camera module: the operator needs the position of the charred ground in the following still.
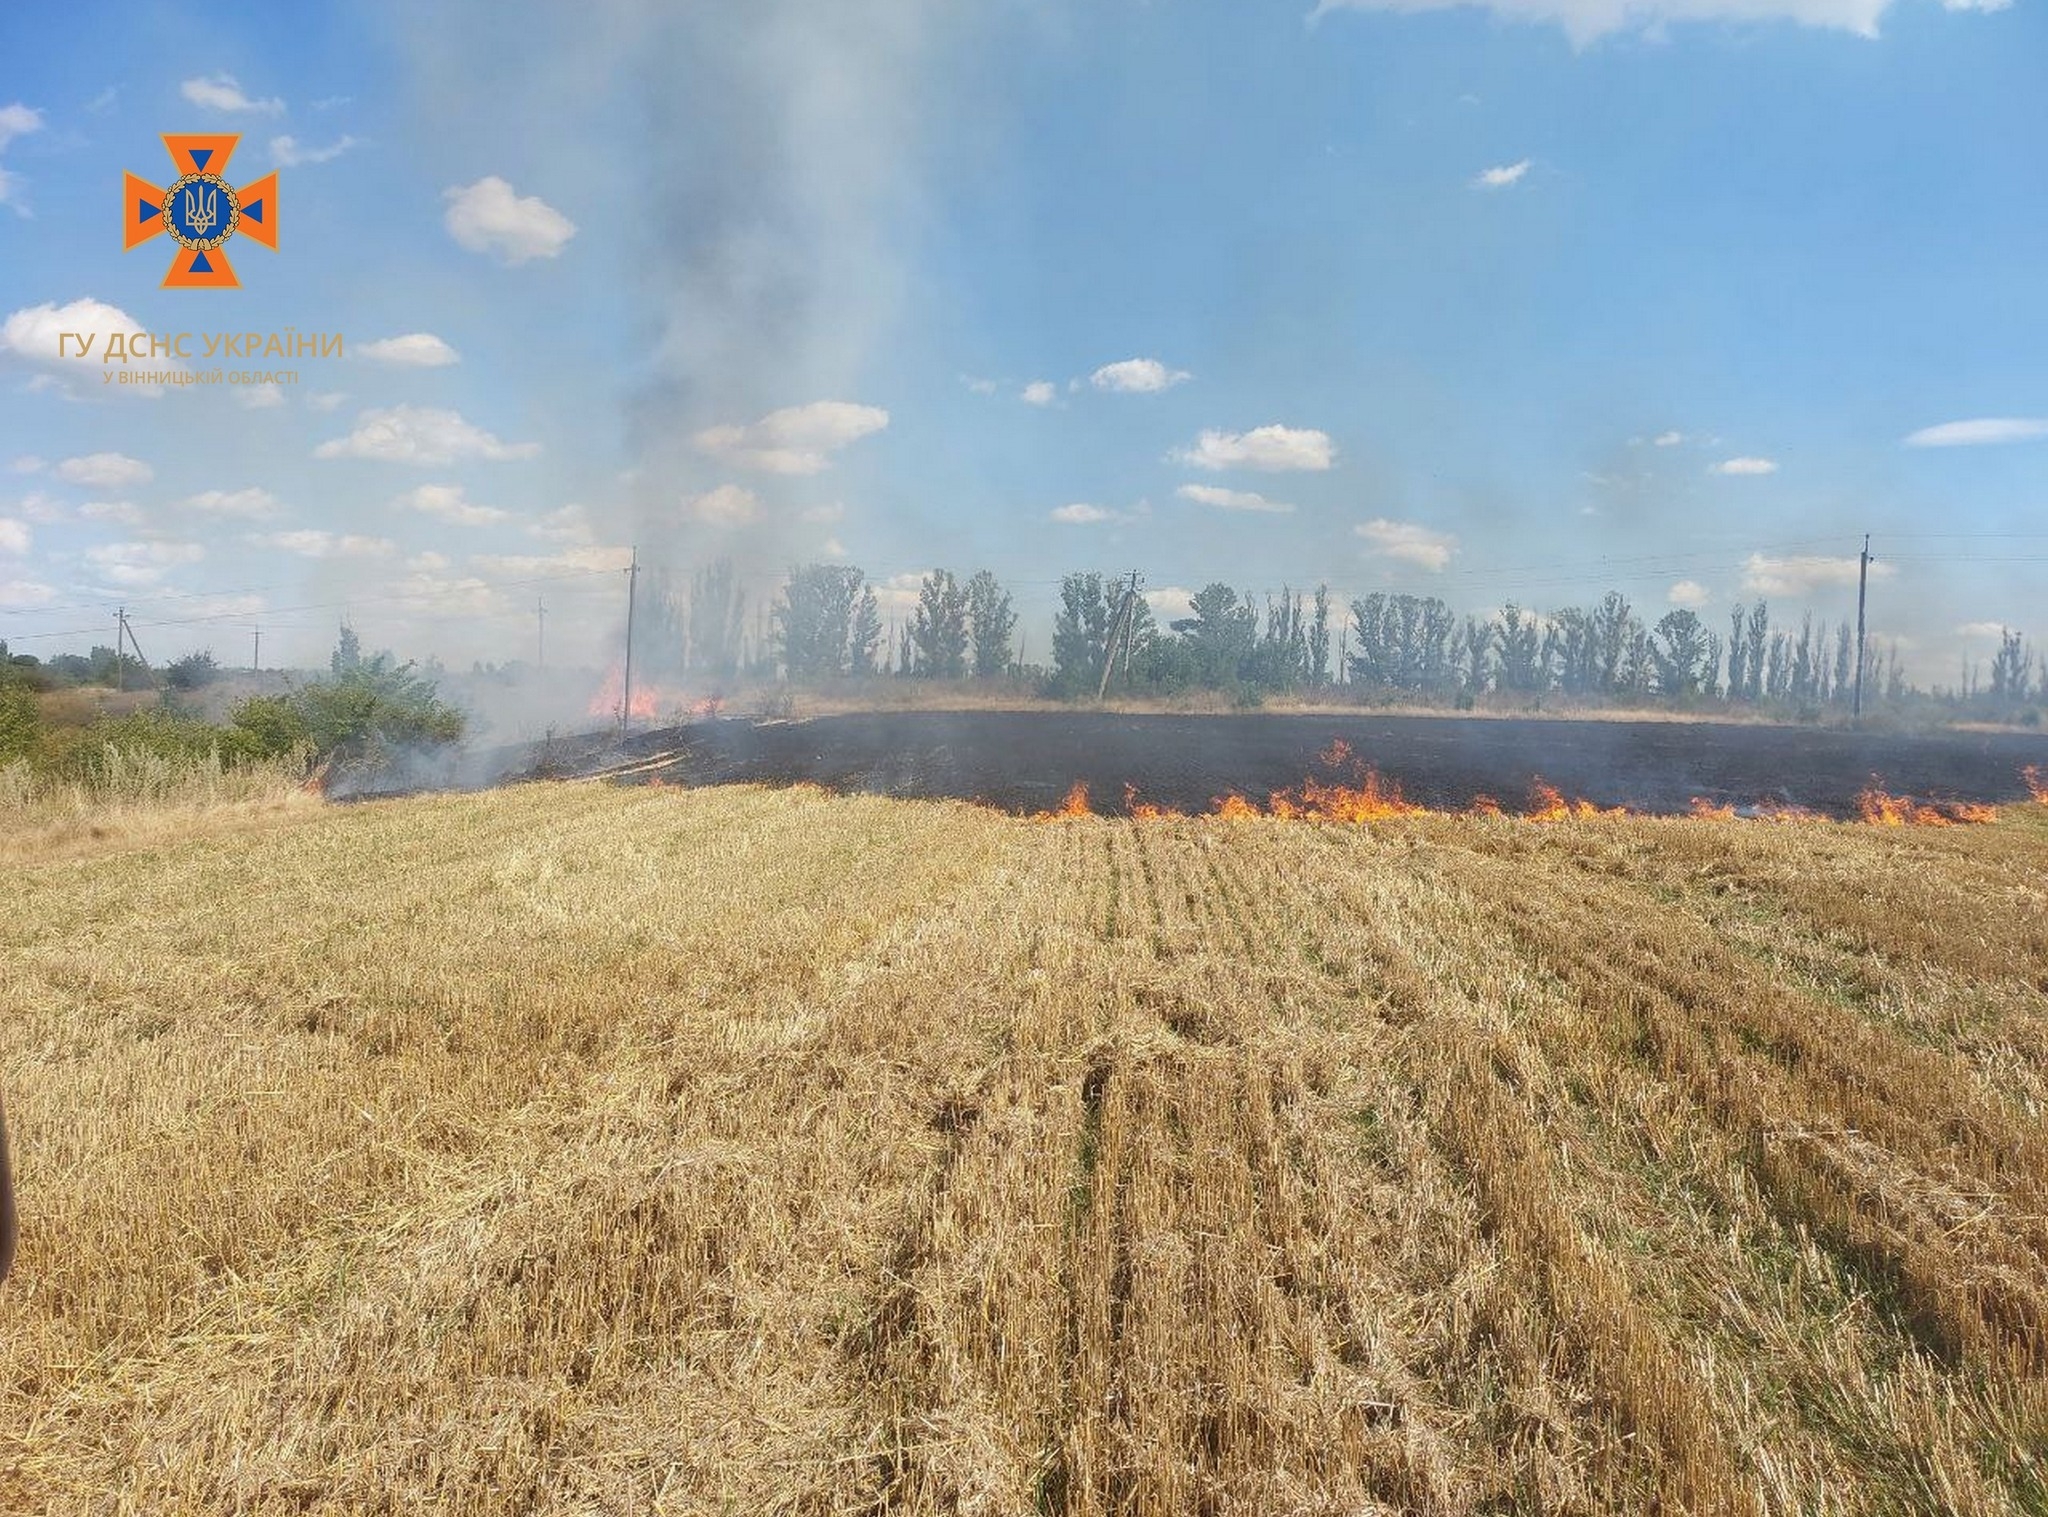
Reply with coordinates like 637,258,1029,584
570,710,2048,818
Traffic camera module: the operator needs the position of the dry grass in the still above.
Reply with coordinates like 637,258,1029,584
0,748,314,865
2,784,2045,1513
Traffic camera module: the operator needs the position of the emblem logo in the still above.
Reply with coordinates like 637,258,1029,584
124,134,278,289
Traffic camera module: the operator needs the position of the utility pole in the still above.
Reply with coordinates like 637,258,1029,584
1853,533,1872,723
620,546,640,736
536,596,546,671
252,622,260,674
1097,571,1142,701
119,610,152,678
114,609,124,691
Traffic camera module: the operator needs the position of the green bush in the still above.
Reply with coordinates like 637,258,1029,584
292,657,465,762
229,695,311,759
0,683,39,762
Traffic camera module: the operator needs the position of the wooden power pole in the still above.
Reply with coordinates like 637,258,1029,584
620,547,640,736
1853,534,1872,723
1097,571,1143,701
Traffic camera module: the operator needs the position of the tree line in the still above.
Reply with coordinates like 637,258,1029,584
628,560,2039,715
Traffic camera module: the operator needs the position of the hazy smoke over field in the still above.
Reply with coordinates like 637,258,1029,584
590,0,959,592
391,0,966,693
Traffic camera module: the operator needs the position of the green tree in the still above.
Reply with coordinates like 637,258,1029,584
911,570,971,678
1050,572,1112,696
166,650,220,690
849,587,883,676
965,570,1017,678
1651,609,1710,696
1307,585,1332,689
775,564,866,680
688,559,747,675
1179,583,1257,687
331,622,363,676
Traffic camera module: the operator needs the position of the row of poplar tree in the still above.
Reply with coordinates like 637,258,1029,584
643,561,2037,707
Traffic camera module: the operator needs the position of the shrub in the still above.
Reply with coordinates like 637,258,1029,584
0,683,39,762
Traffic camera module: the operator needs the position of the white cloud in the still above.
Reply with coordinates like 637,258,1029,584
269,134,359,168
9,455,42,474
1472,159,1532,189
1090,358,1191,394
1144,585,1198,624
78,500,145,525
57,452,152,488
394,483,509,526
1712,456,1779,476
1943,0,2011,10
530,503,595,543
314,405,539,465
1178,425,1335,473
408,551,451,572
686,484,761,526
0,104,42,212
0,104,42,154
180,74,283,115
800,501,846,524
1667,579,1712,609
1021,381,1058,407
307,391,349,412
871,572,931,613
1904,417,2048,448
0,578,56,609
1050,502,1111,524
962,376,998,396
359,333,460,367
183,488,280,520
1,297,151,372
1956,620,2015,638
253,530,396,560
442,177,576,264
237,382,288,410
1356,518,1458,571
0,518,27,554
85,540,205,586
1742,552,1896,596
473,545,632,577
1175,484,1296,514
15,491,62,523
1653,430,1685,447
1310,0,1896,47
693,400,889,475
822,537,848,558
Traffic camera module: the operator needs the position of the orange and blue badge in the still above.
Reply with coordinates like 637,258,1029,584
124,134,278,289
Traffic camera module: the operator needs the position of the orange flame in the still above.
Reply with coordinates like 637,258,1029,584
586,668,723,723
1856,783,1998,828
2025,765,2047,804
1268,769,1425,822
1123,783,1181,821
1009,747,2018,829
1525,778,1629,823
1032,781,1092,820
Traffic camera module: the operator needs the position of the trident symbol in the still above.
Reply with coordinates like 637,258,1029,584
183,182,217,238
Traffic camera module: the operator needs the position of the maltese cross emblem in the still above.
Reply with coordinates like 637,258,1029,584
124,134,279,289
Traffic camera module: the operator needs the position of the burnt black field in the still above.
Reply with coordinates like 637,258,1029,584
576,711,2048,818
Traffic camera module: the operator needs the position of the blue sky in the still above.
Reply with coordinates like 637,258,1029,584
0,0,2043,683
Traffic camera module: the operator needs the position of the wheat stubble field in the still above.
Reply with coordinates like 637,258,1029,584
2,783,2046,1514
